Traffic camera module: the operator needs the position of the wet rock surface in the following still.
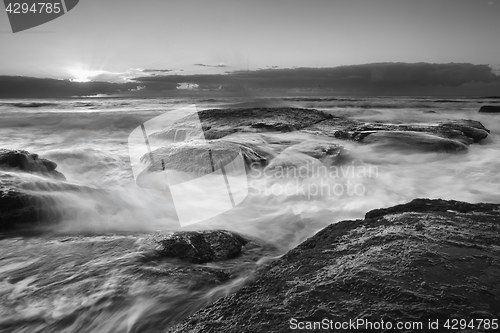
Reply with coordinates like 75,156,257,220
0,149,72,230
144,230,250,264
151,107,333,140
0,172,110,231
0,150,113,231
0,148,65,180
0,173,58,231
168,199,500,333
196,107,333,133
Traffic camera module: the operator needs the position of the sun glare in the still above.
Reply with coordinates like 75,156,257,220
69,68,106,83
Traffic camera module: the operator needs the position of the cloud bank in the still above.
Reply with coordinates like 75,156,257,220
1,63,499,98
194,63,228,68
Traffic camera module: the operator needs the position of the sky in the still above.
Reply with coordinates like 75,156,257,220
1,0,499,82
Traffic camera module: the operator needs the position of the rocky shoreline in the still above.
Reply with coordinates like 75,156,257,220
168,198,500,333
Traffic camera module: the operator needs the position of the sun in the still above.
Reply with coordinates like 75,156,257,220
69,68,106,82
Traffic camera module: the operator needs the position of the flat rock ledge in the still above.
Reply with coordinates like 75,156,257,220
168,198,500,333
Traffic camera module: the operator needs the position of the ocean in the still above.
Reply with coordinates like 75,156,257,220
1,96,500,332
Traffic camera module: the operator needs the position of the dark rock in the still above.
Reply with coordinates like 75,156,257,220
146,230,249,264
197,107,332,133
479,105,500,113
168,199,500,333
300,116,360,138
0,173,60,230
0,172,108,231
152,108,333,140
438,119,490,143
365,198,500,219
0,148,65,180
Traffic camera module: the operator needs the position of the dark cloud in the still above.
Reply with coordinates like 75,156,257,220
2,63,499,98
194,63,228,68
133,63,500,96
0,76,176,98
141,69,173,73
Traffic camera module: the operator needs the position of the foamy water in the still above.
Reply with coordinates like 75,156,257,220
1,96,500,332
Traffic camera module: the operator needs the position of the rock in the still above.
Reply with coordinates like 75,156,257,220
300,116,360,138
302,116,489,147
281,140,347,163
438,119,490,143
152,108,333,141
168,199,500,333
0,173,60,230
364,197,500,219
220,133,277,163
353,131,469,153
146,109,489,167
1,177,53,230
198,107,333,133
264,140,348,175
0,148,65,180
0,171,107,231
146,230,250,264
139,139,269,177
479,105,500,113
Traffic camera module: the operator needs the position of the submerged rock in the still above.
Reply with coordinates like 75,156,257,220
0,148,65,180
353,131,469,153
265,140,349,174
281,140,347,163
169,199,500,333
479,105,500,113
